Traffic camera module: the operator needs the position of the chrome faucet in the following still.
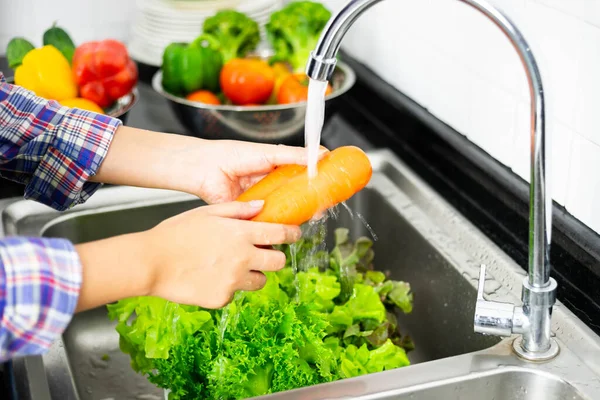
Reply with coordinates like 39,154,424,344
307,0,559,362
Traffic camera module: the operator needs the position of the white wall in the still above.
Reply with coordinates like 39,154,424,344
0,0,136,53
319,0,600,235
1,0,599,234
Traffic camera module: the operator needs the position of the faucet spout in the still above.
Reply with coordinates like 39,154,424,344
306,0,383,81
308,0,558,362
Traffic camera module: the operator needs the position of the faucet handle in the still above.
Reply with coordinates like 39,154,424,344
474,264,518,337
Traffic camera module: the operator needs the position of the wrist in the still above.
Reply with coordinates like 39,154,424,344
74,231,155,312
135,229,163,298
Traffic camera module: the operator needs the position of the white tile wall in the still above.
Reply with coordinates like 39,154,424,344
321,0,600,235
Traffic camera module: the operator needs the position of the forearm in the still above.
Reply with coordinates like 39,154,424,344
0,233,155,361
74,231,153,312
89,125,200,195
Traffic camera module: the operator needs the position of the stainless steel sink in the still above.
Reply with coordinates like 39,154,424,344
3,149,600,400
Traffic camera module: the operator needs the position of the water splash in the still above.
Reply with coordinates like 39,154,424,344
356,212,378,241
290,242,300,302
340,201,354,219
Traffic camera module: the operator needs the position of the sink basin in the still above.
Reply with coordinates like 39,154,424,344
3,149,600,400
385,369,585,400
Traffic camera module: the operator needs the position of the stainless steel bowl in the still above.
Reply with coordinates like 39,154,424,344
151,60,356,144
4,77,138,125
102,88,139,125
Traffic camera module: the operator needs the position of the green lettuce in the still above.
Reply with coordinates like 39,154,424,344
107,228,415,399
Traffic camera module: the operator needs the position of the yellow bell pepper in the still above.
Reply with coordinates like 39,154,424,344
14,45,78,101
59,98,104,114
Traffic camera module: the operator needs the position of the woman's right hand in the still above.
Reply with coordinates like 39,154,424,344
74,200,301,312
146,200,300,308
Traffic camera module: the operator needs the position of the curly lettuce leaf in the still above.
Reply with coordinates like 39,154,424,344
328,283,386,334
339,339,410,379
106,297,212,373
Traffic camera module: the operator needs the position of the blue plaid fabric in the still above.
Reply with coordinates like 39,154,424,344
1,71,121,211
0,237,81,362
0,71,121,362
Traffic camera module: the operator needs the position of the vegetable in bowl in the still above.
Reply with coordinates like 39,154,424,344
5,23,138,115
265,1,333,73
107,228,414,399
197,9,261,63
159,1,338,108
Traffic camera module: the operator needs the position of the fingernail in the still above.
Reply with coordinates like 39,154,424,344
248,200,264,208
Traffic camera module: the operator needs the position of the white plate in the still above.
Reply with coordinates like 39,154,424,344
141,0,276,18
137,0,279,23
128,0,281,66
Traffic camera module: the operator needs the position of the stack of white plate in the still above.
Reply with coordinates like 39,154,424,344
129,0,282,67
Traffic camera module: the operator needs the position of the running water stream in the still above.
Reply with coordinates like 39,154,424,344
305,79,328,179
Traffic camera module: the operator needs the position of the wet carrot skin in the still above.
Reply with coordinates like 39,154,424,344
236,145,330,203
237,164,306,202
249,146,372,226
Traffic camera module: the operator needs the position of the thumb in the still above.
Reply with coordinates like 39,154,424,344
264,144,330,166
202,200,264,220
231,144,329,175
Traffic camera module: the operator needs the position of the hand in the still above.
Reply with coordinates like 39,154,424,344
146,200,300,308
187,139,319,204
92,126,326,204
74,201,301,311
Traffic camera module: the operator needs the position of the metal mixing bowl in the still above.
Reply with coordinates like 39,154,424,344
3,77,138,125
102,89,139,125
151,59,356,144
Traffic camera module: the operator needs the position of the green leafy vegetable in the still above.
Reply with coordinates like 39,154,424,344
107,228,414,399
197,10,261,63
265,1,332,73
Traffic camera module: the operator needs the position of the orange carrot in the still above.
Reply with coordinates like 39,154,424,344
237,164,306,202
248,146,372,225
236,145,329,203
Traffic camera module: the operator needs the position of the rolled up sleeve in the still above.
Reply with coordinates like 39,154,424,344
0,237,82,361
0,72,121,211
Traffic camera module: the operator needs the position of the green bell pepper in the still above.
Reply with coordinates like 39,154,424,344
161,41,223,96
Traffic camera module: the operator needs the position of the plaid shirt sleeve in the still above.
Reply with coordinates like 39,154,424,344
0,237,81,362
0,71,121,211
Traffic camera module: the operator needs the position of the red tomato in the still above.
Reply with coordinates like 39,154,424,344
186,90,221,105
277,73,333,105
220,59,275,105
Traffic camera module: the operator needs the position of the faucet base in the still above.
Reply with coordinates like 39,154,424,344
513,336,560,362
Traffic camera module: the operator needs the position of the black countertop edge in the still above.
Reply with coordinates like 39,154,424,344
335,52,600,335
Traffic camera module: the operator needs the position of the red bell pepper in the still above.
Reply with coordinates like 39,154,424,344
72,39,138,108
